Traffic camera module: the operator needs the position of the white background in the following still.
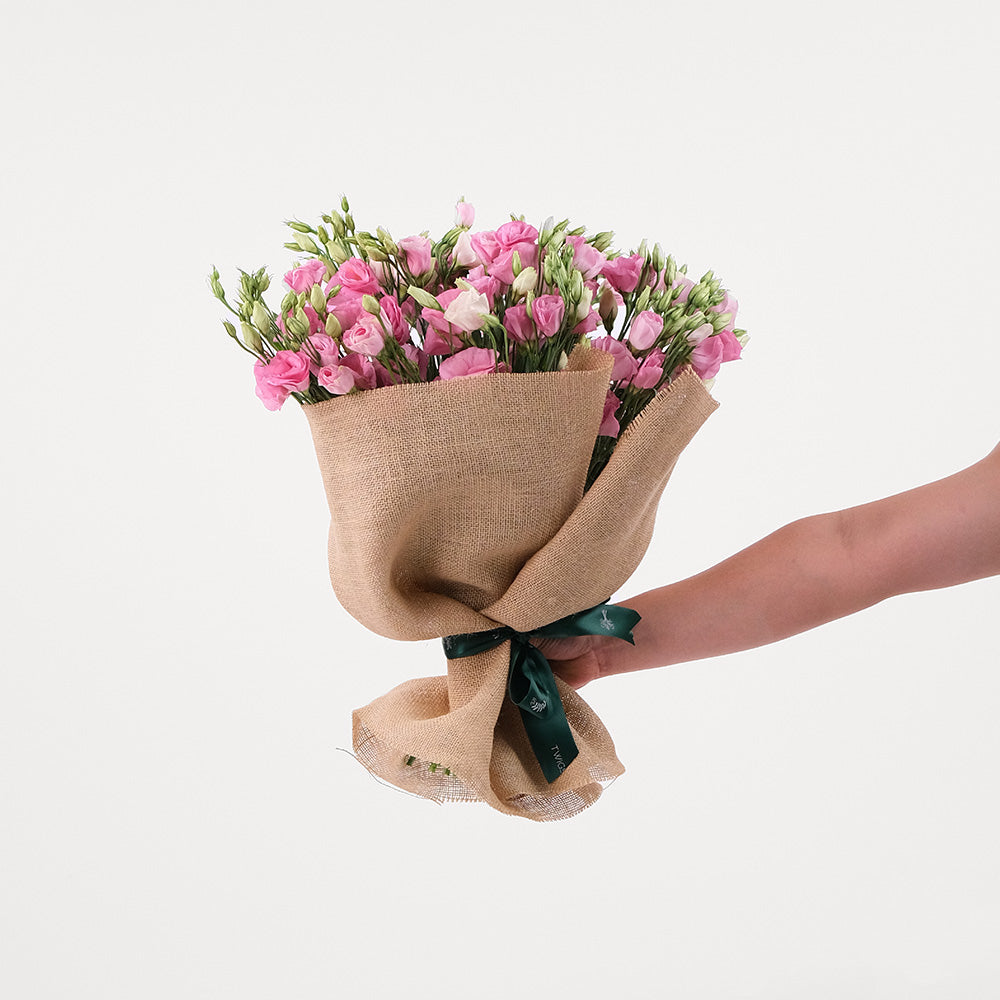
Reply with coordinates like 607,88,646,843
2,1,998,996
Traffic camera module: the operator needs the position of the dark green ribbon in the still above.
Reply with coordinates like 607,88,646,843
442,601,641,783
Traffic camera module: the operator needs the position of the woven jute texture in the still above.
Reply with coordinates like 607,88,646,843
304,346,719,820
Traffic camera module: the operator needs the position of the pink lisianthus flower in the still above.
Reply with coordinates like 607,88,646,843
326,288,363,330
378,295,410,343
420,288,462,336
455,199,475,228
598,390,621,437
397,235,433,276
573,311,599,335
453,231,480,268
253,350,311,411
342,312,385,356
467,274,502,306
338,352,377,390
495,220,539,250
307,333,340,368
331,257,380,295
531,294,565,337
627,310,664,351
566,235,607,280
591,335,639,382
439,346,501,381
690,333,725,380
630,354,664,389
470,230,501,266
489,244,538,285
503,302,534,342
317,363,356,395
710,291,739,330
283,259,327,293
601,254,645,294
717,327,743,362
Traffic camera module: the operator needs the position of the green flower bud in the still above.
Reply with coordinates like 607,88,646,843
511,249,523,277
325,313,342,337
592,231,614,253
361,294,381,316
340,195,351,213
328,243,349,266
664,255,677,289
599,284,619,325
295,232,320,253
286,310,309,339
511,266,537,299
317,225,330,245
241,322,263,354
634,285,651,314
222,320,237,339
286,220,313,234
280,290,297,314
344,213,355,231
406,285,443,311
570,269,584,303
651,243,665,274
251,301,271,332
309,283,327,314
376,227,398,254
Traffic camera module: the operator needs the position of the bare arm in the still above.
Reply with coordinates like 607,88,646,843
544,443,1000,686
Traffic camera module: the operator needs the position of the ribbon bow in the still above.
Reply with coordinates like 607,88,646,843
442,601,641,783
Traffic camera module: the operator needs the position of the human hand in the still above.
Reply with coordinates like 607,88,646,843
532,634,609,690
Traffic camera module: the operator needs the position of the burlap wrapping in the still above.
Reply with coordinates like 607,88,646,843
305,345,718,820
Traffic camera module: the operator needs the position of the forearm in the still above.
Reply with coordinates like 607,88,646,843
605,444,1000,677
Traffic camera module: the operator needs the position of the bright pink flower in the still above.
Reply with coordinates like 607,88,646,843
397,235,433,276
601,254,645,294
342,312,385,356
283,259,327,293
566,235,607,280
489,244,538,284
327,288,363,330
467,273,502,305
455,199,475,227
598,390,621,437
573,311,599,335
339,352,377,389
379,296,410,343
503,302,534,342
470,230,501,265
717,327,742,362
331,258,380,295
591,335,639,382
531,294,565,337
690,334,725,379
495,220,539,250
307,333,340,367
630,354,664,389
628,310,664,351
253,351,311,411
439,346,500,381
423,326,464,355
317,363,356,394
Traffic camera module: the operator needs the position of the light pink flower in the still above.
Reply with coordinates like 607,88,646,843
453,231,480,268
687,322,714,345
467,274,502,305
397,235,433,276
710,291,739,329
489,244,538,284
531,294,565,337
591,335,639,382
691,334,725,379
253,351,311,411
331,258,380,295
503,302,534,342
379,296,410,343
470,230,501,265
420,288,462,335
317,363,356,394
339,352,377,389
566,235,607,280
599,390,621,437
439,346,500,381
283,259,327,293
307,333,340,368
601,254,645,294
455,199,475,227
628,310,664,351
495,220,539,250
443,288,491,332
342,312,385,356
630,354,664,389
326,288,363,330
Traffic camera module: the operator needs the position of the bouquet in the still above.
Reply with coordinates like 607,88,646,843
211,198,746,820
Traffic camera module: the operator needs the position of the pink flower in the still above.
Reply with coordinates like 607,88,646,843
283,259,327,293
690,334,725,380
717,327,742,362
317,363,356,395
628,310,664,351
331,258,380,295
531,294,565,337
573,311,599,335
455,199,475,227
453,231,480,268
338,352,377,390
591,335,639,382
495,220,539,250
439,346,500,381
467,273,502,305
566,235,607,280
443,288,491,332
307,333,340,368
601,254,645,294
397,235,433,276
630,354,664,389
342,312,385,356
253,351,311,411
710,291,739,329
489,244,538,284
598,390,621,437
503,302,534,342
420,288,462,335
470,230,501,265
379,295,410,343
326,288,363,330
